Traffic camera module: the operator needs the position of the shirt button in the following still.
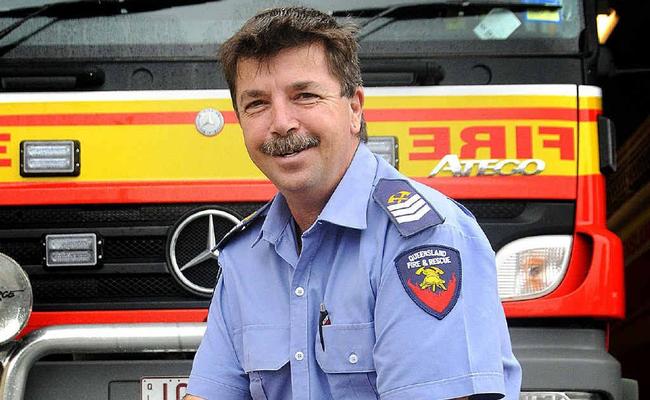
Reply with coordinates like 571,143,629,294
348,353,359,364
294,287,305,297
294,351,304,361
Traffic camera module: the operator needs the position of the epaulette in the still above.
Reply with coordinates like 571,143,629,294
372,178,444,237
214,201,271,251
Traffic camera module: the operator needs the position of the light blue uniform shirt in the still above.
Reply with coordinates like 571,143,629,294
188,143,521,399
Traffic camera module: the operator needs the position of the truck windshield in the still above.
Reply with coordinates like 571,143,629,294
0,0,582,60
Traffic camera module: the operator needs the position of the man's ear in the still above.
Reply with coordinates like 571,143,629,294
350,86,364,135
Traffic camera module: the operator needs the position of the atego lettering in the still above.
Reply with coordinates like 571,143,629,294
428,154,545,177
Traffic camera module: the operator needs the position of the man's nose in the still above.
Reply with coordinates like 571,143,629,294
270,99,299,136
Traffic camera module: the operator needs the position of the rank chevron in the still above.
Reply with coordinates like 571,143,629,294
387,193,431,223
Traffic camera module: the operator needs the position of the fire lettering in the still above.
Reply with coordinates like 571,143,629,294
409,125,575,161
515,126,533,158
0,133,10,167
539,126,575,160
459,126,506,158
409,127,450,160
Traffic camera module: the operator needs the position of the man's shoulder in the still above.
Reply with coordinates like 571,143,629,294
370,166,481,238
216,202,270,252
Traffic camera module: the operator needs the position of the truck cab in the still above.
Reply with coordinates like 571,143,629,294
0,1,635,399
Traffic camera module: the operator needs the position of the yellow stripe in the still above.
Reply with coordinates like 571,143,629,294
577,95,602,175
0,99,235,114
366,95,577,109
1,125,261,182
579,95,601,111
0,93,601,183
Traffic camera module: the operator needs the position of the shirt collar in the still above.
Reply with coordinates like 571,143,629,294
318,142,377,230
253,193,292,247
253,142,378,247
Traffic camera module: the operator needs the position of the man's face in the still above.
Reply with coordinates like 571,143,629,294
235,43,364,197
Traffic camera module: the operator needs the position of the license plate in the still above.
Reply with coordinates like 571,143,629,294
141,377,188,400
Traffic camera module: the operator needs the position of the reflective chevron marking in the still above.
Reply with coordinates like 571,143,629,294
395,204,431,223
391,198,427,217
388,194,431,223
387,193,422,211
373,178,444,237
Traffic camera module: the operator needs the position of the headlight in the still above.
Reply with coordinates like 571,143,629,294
0,253,32,345
496,235,572,301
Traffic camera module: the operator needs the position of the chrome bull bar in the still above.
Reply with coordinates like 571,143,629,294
0,323,206,400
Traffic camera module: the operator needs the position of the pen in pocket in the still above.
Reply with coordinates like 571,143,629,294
319,303,331,351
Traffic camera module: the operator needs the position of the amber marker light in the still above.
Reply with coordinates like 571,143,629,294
597,9,619,44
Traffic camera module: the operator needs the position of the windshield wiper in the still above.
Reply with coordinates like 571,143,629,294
332,1,562,41
0,0,222,42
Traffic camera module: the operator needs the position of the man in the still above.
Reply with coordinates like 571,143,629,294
186,6,521,400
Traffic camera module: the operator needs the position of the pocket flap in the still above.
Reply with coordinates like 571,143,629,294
315,322,376,373
242,325,290,373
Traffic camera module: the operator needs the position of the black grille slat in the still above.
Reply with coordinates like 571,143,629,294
0,203,264,228
456,200,526,219
103,237,166,261
0,240,42,265
32,275,186,300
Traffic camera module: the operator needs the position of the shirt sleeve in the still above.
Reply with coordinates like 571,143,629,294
373,224,521,400
187,270,251,400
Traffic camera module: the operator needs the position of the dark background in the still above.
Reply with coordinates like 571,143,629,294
599,0,650,397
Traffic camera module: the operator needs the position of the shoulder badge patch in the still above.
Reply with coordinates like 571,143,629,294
394,245,462,319
373,179,443,236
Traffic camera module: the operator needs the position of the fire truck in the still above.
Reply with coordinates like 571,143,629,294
0,1,637,399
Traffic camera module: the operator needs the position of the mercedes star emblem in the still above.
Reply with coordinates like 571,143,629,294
195,108,225,137
167,209,240,296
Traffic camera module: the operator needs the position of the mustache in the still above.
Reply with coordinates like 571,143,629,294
260,133,320,156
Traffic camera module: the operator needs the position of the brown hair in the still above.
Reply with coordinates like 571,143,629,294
219,6,367,140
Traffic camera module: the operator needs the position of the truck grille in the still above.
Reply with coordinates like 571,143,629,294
0,203,263,310
0,201,567,311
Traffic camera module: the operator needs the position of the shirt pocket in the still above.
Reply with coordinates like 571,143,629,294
242,325,290,400
315,322,378,399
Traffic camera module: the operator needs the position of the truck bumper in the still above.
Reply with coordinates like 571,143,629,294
0,323,205,400
512,327,638,400
0,325,638,400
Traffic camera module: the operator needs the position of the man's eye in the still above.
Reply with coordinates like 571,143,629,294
296,92,318,101
244,100,265,111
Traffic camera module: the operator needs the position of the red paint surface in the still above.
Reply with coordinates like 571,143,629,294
0,112,238,126
20,309,209,338
503,174,625,319
11,175,623,335
365,107,598,122
0,175,577,206
515,127,533,158
0,107,598,128
539,126,576,160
